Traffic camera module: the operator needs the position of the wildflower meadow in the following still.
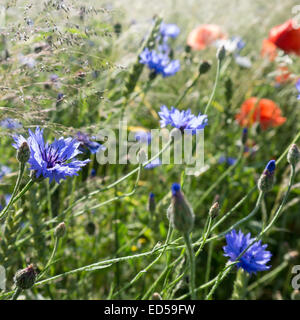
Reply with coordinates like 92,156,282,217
1,0,300,303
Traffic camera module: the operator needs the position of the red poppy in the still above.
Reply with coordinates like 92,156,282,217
266,19,300,56
236,97,286,130
261,39,277,61
187,24,226,50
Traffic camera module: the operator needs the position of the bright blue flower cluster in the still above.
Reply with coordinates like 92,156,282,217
139,48,180,77
76,131,106,154
13,127,90,183
158,105,208,133
223,229,272,274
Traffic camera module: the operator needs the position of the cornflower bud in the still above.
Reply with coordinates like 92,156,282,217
217,45,226,61
85,221,96,236
287,144,300,166
137,148,147,164
17,141,30,164
148,192,156,214
209,202,219,219
242,128,248,145
152,292,162,300
167,183,194,234
54,222,66,239
199,61,211,74
258,160,276,193
14,264,36,290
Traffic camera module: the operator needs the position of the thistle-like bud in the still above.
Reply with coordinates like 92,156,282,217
287,144,300,166
152,292,162,300
85,221,96,236
137,148,147,164
17,141,30,163
14,264,36,290
284,250,299,262
167,183,195,234
148,192,156,214
217,45,226,61
258,160,276,193
291,290,300,300
54,222,66,239
209,202,219,219
199,61,211,74
242,128,248,145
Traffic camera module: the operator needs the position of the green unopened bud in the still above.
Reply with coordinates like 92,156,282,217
152,292,162,300
14,264,36,290
284,250,299,262
148,193,156,214
199,61,211,74
137,148,147,164
242,128,248,145
258,160,275,193
167,183,194,234
85,221,96,236
54,222,66,238
287,144,300,166
217,45,226,61
209,202,219,219
17,142,30,163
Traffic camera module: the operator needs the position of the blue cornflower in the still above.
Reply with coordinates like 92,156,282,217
144,158,162,169
218,156,237,166
135,131,152,144
12,127,90,183
223,229,272,274
160,22,180,41
76,131,106,154
0,165,11,180
158,105,208,133
265,159,276,174
0,118,22,130
139,48,180,77
295,79,300,100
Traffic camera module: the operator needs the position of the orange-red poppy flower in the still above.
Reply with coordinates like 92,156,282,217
236,97,286,130
261,39,278,61
266,19,300,56
187,24,226,50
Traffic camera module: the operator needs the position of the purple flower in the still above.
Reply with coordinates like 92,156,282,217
135,131,152,144
223,229,272,274
76,131,105,154
158,105,208,133
144,158,161,169
160,22,180,40
0,118,22,130
218,156,237,166
296,79,300,100
139,48,180,77
0,165,11,179
13,127,90,183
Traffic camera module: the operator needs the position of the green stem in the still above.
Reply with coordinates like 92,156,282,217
0,162,25,221
184,233,196,300
204,58,221,115
11,287,22,300
37,237,59,280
